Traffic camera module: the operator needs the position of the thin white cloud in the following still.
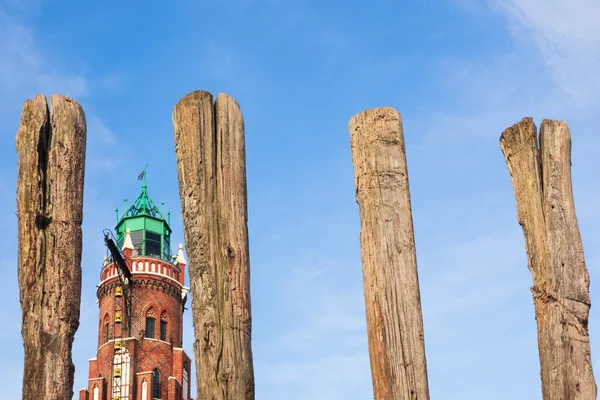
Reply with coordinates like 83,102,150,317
0,8,123,175
258,353,372,400
83,114,125,181
87,114,117,146
253,258,370,400
493,0,600,102
0,10,126,399
0,11,88,104
94,72,124,94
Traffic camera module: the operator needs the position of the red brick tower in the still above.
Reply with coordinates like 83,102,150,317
80,173,192,400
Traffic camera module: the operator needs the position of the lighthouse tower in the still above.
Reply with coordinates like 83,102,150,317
80,174,192,400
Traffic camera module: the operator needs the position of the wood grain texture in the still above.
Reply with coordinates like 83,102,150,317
173,91,254,400
16,94,86,400
501,117,596,400
349,107,430,400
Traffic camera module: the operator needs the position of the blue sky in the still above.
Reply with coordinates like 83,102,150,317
1,0,600,399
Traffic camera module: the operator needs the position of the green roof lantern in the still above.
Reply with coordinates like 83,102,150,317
115,168,173,261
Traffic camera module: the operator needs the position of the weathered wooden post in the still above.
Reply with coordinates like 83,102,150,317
16,94,86,400
349,107,430,400
500,118,596,400
173,91,254,399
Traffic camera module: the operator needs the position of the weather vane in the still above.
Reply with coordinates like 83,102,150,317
137,163,148,182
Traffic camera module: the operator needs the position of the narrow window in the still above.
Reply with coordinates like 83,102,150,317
160,320,167,341
146,232,161,257
142,381,148,400
103,314,110,343
130,230,143,256
163,236,171,260
160,310,168,341
183,366,189,400
113,350,131,400
152,368,160,398
145,317,156,339
145,308,156,339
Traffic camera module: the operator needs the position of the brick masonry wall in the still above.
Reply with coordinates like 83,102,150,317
85,377,106,400
130,277,185,348
97,274,185,347
89,256,189,400
172,349,192,400
89,359,98,379
136,371,152,400
168,377,181,400
92,335,180,399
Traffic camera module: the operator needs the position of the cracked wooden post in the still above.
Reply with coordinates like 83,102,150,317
16,94,86,400
349,107,430,400
501,118,596,400
173,90,254,399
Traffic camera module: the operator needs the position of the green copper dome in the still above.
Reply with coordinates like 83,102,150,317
122,172,163,219
115,170,172,261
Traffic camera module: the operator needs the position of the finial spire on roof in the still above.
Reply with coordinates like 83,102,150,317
120,166,165,220
122,228,134,250
176,244,187,265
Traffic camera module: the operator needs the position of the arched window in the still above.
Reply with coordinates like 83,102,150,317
152,368,160,398
160,311,168,341
183,365,189,400
113,349,131,400
145,308,156,339
104,314,110,343
141,380,148,400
